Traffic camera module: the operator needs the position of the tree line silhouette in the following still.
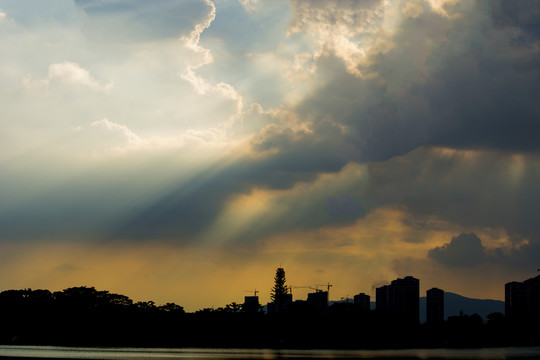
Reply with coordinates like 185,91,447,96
0,286,537,349
0,287,185,347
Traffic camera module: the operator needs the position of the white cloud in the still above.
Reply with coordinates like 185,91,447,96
181,0,215,64
73,118,234,156
48,62,112,90
23,62,112,91
90,118,141,144
179,0,244,127
287,0,389,76
238,0,258,13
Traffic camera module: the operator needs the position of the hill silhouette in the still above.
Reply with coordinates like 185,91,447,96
427,291,504,322
335,291,504,323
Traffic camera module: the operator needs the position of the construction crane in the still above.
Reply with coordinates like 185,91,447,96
288,285,310,294
243,289,259,296
314,283,333,292
290,283,333,294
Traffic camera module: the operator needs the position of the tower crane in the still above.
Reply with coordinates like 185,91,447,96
288,285,310,294
314,283,333,293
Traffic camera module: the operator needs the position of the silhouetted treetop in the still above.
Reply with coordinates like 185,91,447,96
270,267,288,304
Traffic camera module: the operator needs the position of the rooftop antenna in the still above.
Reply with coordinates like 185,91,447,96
243,289,259,296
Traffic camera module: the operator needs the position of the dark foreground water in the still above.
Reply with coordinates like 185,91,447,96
1,346,540,360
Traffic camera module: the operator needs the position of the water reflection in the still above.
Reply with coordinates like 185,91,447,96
1,346,540,360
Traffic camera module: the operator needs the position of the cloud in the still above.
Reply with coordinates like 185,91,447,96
238,0,258,13
23,62,112,90
48,62,112,90
89,118,141,147
428,233,487,267
366,146,540,243
181,68,244,125
325,194,364,218
178,1,245,126
392,229,540,299
2,0,540,308
248,0,540,172
365,145,540,273
54,263,83,272
75,0,214,43
1,1,246,161
287,0,387,76
490,0,540,42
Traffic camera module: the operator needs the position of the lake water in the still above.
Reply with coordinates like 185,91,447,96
1,346,540,360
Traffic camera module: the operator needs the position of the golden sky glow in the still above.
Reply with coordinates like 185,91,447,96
1,0,540,310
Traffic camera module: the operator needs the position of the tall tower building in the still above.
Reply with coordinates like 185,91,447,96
354,293,371,311
376,276,420,323
376,285,391,312
505,275,540,321
243,295,260,313
426,288,444,324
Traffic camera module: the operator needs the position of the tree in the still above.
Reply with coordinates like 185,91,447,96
224,302,242,313
159,303,185,313
270,267,288,304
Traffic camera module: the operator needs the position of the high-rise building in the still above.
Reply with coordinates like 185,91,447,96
426,288,444,323
354,293,370,311
307,291,328,314
376,276,419,323
376,285,391,312
243,296,260,313
505,275,540,321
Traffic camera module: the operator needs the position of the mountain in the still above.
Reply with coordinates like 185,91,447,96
426,291,504,323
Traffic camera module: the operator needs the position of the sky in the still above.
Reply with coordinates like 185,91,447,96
1,0,540,311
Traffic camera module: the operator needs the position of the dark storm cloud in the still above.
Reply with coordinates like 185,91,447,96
428,233,487,267
254,0,540,166
325,194,363,219
250,122,354,173
428,231,540,272
367,146,540,241
490,0,540,41
365,144,540,271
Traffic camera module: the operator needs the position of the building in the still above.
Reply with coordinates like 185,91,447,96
392,276,419,323
307,291,328,314
354,293,371,311
376,285,391,312
426,288,444,324
376,276,419,323
505,275,540,321
243,295,260,313
266,293,293,314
